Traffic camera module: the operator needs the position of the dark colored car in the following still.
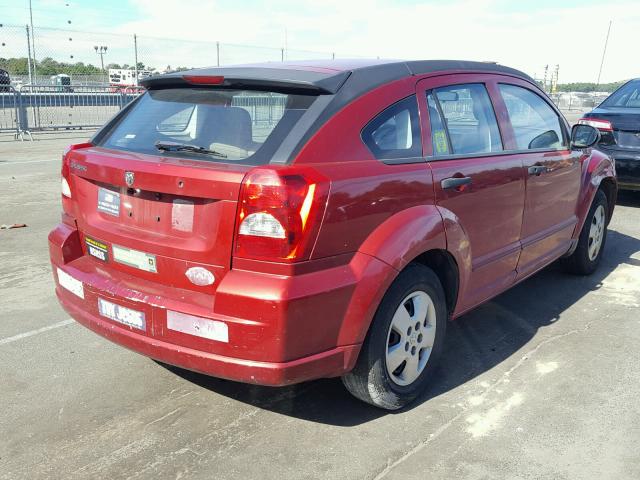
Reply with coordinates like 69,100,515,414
0,69,11,91
49,60,616,410
580,78,640,190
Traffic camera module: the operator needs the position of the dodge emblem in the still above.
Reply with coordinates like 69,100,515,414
125,171,135,187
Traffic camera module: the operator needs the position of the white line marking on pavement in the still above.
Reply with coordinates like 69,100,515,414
0,159,59,166
0,319,75,346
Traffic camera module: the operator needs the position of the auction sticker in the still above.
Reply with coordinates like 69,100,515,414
113,244,157,273
97,187,120,217
85,236,109,262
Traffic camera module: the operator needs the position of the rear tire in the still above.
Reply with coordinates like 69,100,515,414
562,189,608,275
342,263,447,410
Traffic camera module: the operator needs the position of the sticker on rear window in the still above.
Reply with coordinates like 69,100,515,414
112,244,157,273
85,237,109,262
97,188,120,217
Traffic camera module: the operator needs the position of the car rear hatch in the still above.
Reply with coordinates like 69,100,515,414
61,71,346,295
587,107,640,152
65,146,247,294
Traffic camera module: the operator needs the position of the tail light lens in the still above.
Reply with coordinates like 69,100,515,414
61,142,92,208
578,118,613,132
235,167,329,262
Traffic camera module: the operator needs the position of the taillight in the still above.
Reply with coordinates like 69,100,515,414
61,142,92,203
61,177,72,198
578,118,613,132
234,167,329,262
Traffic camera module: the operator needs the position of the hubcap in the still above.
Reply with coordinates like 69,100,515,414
588,205,606,261
385,290,437,386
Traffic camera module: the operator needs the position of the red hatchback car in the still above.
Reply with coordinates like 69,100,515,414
49,60,616,409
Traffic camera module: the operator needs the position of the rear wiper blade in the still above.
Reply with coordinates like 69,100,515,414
155,141,227,158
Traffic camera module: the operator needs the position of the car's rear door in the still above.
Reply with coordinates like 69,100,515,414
493,80,582,280
416,74,525,314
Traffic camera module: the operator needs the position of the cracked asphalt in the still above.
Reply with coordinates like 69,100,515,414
1,134,639,480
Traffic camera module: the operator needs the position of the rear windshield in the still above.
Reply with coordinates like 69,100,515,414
100,88,317,164
601,81,640,108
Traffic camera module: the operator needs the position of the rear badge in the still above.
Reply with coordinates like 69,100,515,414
85,236,109,262
113,244,157,273
125,171,135,187
97,187,120,217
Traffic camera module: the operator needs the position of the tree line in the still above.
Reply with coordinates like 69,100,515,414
0,57,152,76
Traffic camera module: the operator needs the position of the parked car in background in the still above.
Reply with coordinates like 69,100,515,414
49,60,616,410
580,78,640,191
0,69,11,91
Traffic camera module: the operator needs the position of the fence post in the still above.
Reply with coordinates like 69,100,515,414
281,48,284,62
15,90,29,133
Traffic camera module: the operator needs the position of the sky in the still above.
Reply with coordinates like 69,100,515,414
1,0,638,83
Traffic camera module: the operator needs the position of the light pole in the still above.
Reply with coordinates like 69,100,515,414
28,0,37,79
94,45,108,72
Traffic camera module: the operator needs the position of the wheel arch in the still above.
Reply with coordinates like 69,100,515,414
410,249,460,317
574,150,617,237
598,176,617,225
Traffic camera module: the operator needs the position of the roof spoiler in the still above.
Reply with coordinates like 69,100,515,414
141,68,351,95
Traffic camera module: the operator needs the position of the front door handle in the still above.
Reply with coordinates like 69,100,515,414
528,165,547,176
441,176,472,190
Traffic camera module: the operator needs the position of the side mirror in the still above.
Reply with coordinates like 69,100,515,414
571,124,600,149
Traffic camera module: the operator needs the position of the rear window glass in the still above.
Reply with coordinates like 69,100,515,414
100,88,317,164
601,81,640,108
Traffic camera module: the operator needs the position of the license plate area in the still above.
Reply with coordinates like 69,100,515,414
616,132,640,149
98,297,146,330
57,268,84,299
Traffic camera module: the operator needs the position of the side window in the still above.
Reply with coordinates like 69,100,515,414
362,95,422,160
427,93,450,156
499,84,566,150
432,84,503,155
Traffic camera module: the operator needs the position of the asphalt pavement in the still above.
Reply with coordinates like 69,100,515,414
1,134,639,480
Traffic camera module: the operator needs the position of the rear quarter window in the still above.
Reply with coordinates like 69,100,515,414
361,95,422,161
100,88,316,165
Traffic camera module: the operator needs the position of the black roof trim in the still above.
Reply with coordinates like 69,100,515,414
141,67,351,94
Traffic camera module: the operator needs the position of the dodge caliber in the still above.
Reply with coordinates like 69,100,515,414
49,60,617,409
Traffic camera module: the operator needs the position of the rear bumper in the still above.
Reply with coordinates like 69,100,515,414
49,222,393,386
57,288,358,386
597,146,640,189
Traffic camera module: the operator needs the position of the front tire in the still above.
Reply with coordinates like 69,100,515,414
562,189,609,275
341,264,447,410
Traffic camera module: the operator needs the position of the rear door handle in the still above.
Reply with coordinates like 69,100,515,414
441,176,472,190
528,165,546,176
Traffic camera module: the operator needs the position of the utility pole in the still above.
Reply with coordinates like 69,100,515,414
596,20,612,87
28,0,37,80
134,35,139,84
25,25,33,85
543,64,549,92
552,64,559,93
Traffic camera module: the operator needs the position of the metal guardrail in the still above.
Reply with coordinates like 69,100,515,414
0,85,144,140
0,86,21,138
1,87,289,141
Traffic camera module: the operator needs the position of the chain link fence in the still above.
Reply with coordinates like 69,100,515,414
1,24,347,87
0,23,358,138
0,23,620,138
